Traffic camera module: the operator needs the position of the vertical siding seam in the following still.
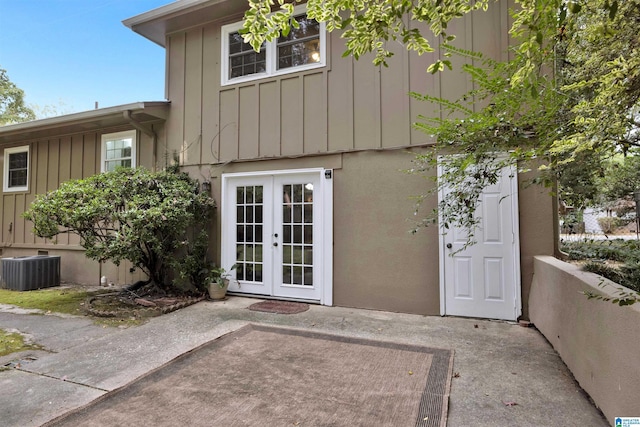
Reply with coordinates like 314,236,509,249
502,0,511,62
26,144,34,244
350,57,355,151
467,12,475,112
81,134,85,178
21,194,26,244
402,20,410,147
217,91,222,162
165,36,171,100
235,87,240,159
257,83,262,157
277,79,282,157
43,140,49,246
11,194,15,245
436,33,442,122
324,33,330,152
182,34,187,162
56,139,60,191
200,27,205,165
80,135,85,178
323,70,329,152
1,194,4,244
300,76,305,154
377,64,382,149
96,133,100,176
24,193,29,244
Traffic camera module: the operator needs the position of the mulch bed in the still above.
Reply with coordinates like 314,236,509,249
85,283,205,318
247,300,310,314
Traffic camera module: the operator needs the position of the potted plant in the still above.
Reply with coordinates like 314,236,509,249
206,265,236,300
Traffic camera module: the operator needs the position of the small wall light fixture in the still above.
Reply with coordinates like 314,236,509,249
201,180,212,194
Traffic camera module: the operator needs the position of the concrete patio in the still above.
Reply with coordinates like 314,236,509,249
0,297,608,426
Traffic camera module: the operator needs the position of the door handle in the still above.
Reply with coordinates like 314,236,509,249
446,243,452,249
273,242,278,247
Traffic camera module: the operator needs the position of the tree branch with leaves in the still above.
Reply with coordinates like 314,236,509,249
0,68,35,126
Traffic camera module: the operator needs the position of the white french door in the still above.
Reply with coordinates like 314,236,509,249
438,160,521,321
221,169,332,304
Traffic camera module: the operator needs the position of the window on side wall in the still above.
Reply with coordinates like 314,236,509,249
101,130,136,172
221,5,326,86
3,145,29,193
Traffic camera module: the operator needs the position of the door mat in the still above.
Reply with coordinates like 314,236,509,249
45,324,454,427
247,300,310,314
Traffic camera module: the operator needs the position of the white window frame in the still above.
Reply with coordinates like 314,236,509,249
221,4,326,86
101,130,137,173
3,145,30,193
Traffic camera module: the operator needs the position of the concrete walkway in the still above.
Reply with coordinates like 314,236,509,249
0,297,608,427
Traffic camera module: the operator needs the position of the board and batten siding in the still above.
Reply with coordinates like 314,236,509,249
1,128,157,247
2,134,98,248
163,3,511,165
0,127,158,285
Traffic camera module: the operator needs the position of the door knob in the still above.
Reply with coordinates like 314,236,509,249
273,242,278,247
446,243,452,249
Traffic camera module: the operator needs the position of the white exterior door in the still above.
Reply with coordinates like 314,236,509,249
439,161,521,321
221,169,333,304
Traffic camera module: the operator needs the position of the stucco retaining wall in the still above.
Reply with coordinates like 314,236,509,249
529,255,640,422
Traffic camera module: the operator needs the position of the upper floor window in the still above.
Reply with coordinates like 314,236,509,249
3,145,29,192
101,130,136,172
221,5,326,86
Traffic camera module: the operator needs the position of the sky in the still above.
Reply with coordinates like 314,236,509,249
0,0,172,118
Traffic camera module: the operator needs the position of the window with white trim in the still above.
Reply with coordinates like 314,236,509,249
101,130,136,172
3,145,29,192
221,5,326,86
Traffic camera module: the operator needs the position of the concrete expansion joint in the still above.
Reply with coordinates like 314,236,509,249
14,368,109,392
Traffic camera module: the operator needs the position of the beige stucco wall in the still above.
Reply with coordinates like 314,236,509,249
331,150,441,314
186,148,554,316
529,255,640,421
188,149,440,315
517,169,556,319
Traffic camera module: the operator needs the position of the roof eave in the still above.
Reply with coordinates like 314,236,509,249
123,0,248,47
0,101,170,145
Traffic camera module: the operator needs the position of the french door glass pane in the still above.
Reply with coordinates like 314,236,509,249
235,185,263,283
282,183,313,286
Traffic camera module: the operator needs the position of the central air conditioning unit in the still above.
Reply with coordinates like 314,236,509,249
1,256,61,291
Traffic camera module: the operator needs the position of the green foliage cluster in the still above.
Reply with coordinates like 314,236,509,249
410,0,640,241
0,68,35,125
561,238,640,294
562,238,640,263
598,153,640,203
23,168,215,292
596,217,622,234
242,0,490,67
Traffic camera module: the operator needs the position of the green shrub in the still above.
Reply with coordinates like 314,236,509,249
597,216,622,234
24,168,215,292
583,262,624,284
619,262,640,293
561,238,630,261
563,238,640,294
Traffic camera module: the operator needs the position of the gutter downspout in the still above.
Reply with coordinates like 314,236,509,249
124,110,157,171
